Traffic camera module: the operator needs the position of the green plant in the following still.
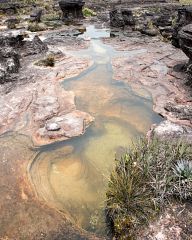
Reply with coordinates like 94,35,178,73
28,22,46,32
35,55,55,67
179,0,192,4
83,7,96,17
43,13,60,21
106,138,192,239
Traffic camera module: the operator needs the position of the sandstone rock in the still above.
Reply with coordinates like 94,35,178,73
30,8,42,22
59,0,85,21
0,2,20,15
46,122,61,131
153,120,192,141
109,5,177,39
140,28,159,36
5,18,20,29
35,110,94,145
110,9,135,28
165,102,192,121
179,24,192,60
172,7,192,48
21,36,48,56
0,34,21,84
0,32,24,47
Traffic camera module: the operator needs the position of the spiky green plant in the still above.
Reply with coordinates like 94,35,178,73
106,138,192,239
83,8,96,17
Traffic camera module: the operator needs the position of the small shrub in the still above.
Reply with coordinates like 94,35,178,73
28,22,46,32
179,0,192,4
106,138,192,239
43,13,60,21
83,7,96,17
35,55,55,67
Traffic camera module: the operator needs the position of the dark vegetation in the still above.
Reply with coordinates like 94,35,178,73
35,54,55,67
106,138,192,239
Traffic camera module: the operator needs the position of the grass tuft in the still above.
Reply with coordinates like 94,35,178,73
34,55,55,67
83,7,96,17
106,138,192,239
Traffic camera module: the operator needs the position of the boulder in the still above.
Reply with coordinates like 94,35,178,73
179,24,192,60
165,102,192,121
59,0,85,21
0,33,22,84
0,32,24,47
0,2,20,15
177,24,192,85
110,9,135,28
172,7,192,48
0,49,20,84
21,36,48,56
5,18,20,29
35,110,94,144
152,120,192,142
30,8,42,22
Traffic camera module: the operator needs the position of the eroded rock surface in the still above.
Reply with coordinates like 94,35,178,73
104,34,192,129
109,5,178,39
179,23,192,86
0,32,22,84
59,0,85,21
110,9,135,28
179,23,192,60
172,6,192,48
0,51,93,146
150,120,192,142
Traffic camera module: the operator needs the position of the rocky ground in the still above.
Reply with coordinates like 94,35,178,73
104,34,192,141
0,28,94,146
0,0,192,239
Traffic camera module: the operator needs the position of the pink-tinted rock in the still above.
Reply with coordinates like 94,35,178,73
35,110,94,145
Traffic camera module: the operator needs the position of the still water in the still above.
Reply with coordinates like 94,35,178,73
12,25,163,236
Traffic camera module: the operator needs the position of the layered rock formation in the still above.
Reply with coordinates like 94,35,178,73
172,6,192,48
110,9,135,27
109,5,178,39
0,32,48,84
30,8,42,22
59,0,85,21
179,24,192,60
0,33,23,84
179,24,192,85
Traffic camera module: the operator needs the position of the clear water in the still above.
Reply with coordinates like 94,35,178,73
4,25,162,236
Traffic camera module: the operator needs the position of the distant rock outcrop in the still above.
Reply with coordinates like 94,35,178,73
179,23,192,85
30,8,43,22
109,5,178,39
0,32,48,84
110,9,135,27
0,33,23,84
59,0,85,21
172,7,192,48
